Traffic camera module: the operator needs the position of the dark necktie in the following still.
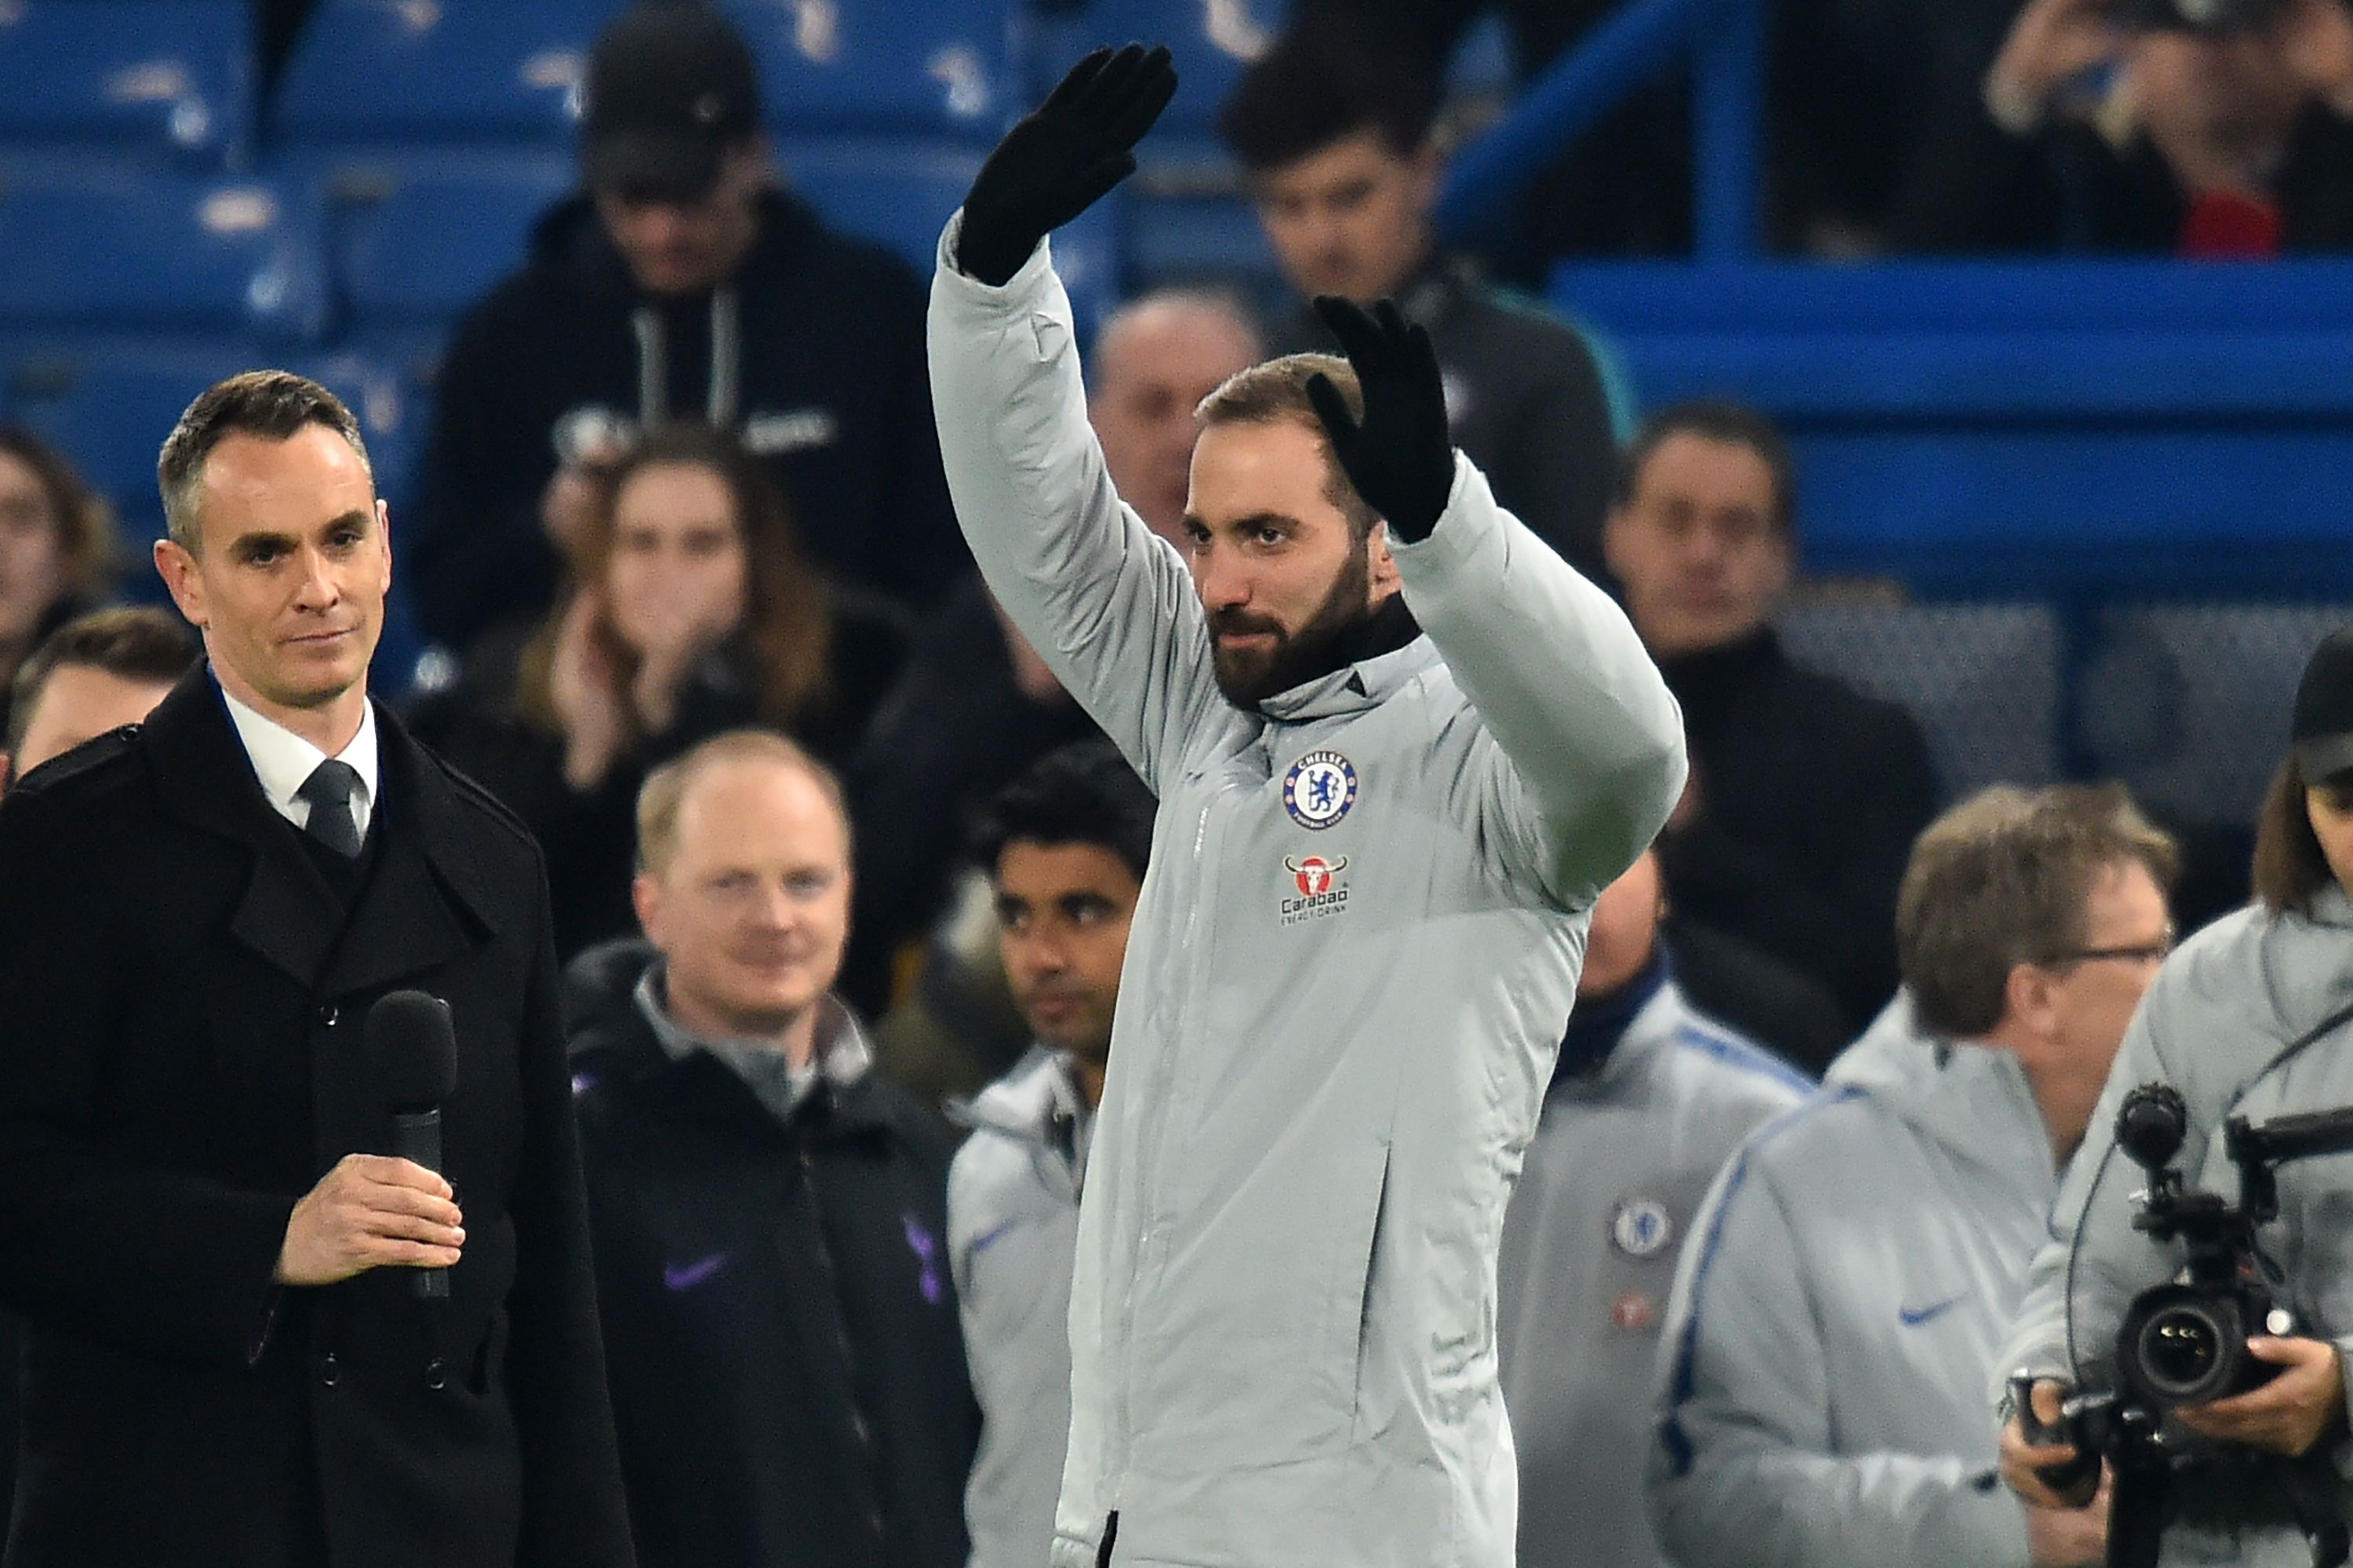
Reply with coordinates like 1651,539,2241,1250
296,759,365,858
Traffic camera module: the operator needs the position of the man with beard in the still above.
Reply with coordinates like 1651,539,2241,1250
928,45,1686,1568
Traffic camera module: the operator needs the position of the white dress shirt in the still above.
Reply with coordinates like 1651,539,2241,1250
219,679,380,840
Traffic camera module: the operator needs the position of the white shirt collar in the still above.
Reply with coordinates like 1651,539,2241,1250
217,678,380,838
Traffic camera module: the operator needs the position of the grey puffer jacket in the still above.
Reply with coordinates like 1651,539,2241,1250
2000,887,2353,1566
929,221,1685,1568
1649,998,2064,1568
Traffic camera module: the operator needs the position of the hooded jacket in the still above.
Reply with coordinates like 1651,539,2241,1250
410,187,965,653
564,939,980,1568
947,1049,1093,1568
2000,888,2353,1566
1499,965,1809,1568
1648,998,2061,1568
929,220,1686,1568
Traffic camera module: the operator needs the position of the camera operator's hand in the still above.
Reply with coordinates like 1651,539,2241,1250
955,43,1178,287
2178,1336,2348,1456
1305,297,1455,546
2002,1378,2098,1508
2026,1474,2111,1567
2277,0,2353,117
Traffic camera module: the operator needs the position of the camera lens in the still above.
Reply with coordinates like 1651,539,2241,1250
2141,1311,2220,1389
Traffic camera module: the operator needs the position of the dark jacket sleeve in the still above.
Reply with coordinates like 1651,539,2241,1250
408,288,566,653
502,852,637,1568
0,784,295,1370
1484,320,1618,582
1657,704,1939,1028
869,260,970,605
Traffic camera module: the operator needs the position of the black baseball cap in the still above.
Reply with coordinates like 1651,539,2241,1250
581,2,760,202
2293,624,2353,780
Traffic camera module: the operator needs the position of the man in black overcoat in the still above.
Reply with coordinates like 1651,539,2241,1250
0,371,635,1568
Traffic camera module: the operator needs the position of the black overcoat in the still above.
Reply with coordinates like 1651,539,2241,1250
0,669,635,1568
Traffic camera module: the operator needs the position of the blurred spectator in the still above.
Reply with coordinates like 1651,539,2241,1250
409,422,905,959
1647,784,2176,1568
1499,849,1809,1568
409,0,963,656
949,742,1154,1568
1606,400,1940,1032
1895,0,2353,254
567,731,979,1568
1666,915,1854,1079
2,606,197,788
1217,18,1624,581
1089,287,1265,546
1292,0,2021,261
0,430,120,746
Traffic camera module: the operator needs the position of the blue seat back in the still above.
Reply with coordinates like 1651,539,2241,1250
0,166,325,340
725,0,1013,140
0,0,250,163
319,151,573,331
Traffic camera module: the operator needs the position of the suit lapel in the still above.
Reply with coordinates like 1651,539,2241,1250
315,708,502,999
142,670,344,989
143,673,507,996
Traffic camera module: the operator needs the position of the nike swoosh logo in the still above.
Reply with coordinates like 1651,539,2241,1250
1899,1292,1972,1327
968,1220,1021,1256
663,1252,730,1293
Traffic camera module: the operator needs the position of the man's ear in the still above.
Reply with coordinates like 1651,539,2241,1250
1367,521,1401,600
153,537,206,631
2002,960,2059,1043
631,872,664,943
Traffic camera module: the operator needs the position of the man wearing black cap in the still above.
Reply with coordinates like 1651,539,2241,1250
407,0,965,658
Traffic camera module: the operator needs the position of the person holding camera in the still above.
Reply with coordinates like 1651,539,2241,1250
1894,0,2353,255
2000,624,2353,1564
1649,784,2180,1568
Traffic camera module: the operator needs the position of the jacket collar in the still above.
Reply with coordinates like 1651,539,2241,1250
140,668,499,994
1827,992,2060,1196
952,1046,1086,1144
1256,609,1441,724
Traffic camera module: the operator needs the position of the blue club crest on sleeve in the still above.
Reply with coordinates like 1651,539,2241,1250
1282,751,1358,830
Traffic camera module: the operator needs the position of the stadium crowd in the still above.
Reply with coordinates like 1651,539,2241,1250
4,1,2353,1566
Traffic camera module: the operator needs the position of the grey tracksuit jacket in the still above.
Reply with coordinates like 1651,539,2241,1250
929,222,1686,1568
2000,887,2353,1565
1648,998,2061,1567
948,1050,1092,1568
1499,976,1808,1568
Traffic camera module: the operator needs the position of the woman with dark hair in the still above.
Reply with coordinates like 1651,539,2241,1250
0,428,121,742
1998,620,2353,1563
411,422,907,957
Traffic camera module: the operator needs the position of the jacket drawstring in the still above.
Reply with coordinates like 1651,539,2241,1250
708,287,740,426
631,293,740,429
631,307,666,423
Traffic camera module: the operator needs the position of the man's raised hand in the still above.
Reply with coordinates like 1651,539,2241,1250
955,43,1178,287
1305,296,1456,545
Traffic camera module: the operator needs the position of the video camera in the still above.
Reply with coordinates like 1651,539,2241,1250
2116,0,2294,32
2015,1083,2353,1568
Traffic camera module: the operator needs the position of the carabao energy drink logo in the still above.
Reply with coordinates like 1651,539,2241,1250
1281,855,1351,926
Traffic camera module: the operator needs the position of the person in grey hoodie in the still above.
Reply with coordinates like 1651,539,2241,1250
1499,847,1809,1568
950,743,1156,1568
2001,625,2353,1566
1649,784,2179,1568
931,44,1686,1568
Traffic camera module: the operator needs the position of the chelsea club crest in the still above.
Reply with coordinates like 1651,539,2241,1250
1282,751,1358,830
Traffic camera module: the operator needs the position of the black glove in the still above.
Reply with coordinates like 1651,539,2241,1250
955,42,1177,287
1304,296,1456,544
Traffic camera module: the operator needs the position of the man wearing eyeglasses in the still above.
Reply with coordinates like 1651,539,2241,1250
1646,784,2177,1568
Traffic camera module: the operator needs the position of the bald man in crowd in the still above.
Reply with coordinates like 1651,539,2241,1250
1087,286,1264,544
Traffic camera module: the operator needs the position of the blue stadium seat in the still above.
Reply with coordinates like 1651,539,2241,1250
1776,600,2063,798
0,166,326,341
783,136,1120,340
273,0,627,147
318,151,573,333
0,0,251,164
1024,0,1291,138
722,0,1012,140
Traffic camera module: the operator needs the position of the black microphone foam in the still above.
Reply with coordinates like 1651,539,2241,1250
365,990,458,1113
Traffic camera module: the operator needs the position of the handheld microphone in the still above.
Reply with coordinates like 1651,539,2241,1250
365,990,460,1300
